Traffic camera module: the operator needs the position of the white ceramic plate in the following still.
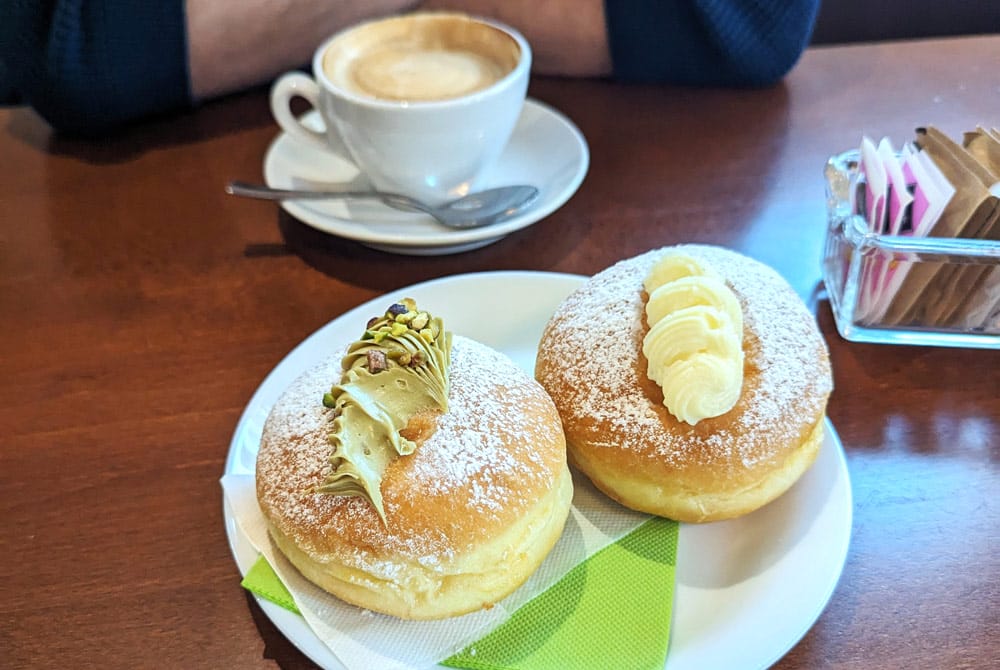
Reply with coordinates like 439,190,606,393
262,99,589,255
224,271,852,670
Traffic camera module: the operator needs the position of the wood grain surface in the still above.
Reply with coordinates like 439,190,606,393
2,35,998,669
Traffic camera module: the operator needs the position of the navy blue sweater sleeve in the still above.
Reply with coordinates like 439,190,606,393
605,0,820,86
0,0,190,135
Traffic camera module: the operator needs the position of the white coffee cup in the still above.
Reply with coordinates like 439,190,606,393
270,12,531,204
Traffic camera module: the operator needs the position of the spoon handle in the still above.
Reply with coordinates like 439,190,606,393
225,181,422,211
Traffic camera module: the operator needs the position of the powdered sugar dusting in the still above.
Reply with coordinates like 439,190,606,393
536,245,833,478
256,335,564,571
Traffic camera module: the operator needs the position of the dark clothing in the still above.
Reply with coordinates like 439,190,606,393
1,0,189,134
0,0,819,135
606,0,819,86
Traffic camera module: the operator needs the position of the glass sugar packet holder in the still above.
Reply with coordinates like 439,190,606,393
822,150,1000,349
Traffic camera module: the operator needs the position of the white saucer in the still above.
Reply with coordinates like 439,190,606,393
263,99,589,255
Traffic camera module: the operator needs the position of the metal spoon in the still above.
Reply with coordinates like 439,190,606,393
225,181,540,229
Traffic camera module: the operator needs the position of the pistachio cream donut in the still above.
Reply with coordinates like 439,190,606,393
535,245,833,523
256,302,572,620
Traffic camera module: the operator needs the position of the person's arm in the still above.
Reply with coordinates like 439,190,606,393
0,0,418,135
1,0,819,135
605,0,821,86
422,0,819,86
186,0,419,100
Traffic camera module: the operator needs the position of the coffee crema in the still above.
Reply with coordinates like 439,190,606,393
322,13,520,103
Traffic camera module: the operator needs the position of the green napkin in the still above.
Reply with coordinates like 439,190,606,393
242,553,300,614
241,517,678,670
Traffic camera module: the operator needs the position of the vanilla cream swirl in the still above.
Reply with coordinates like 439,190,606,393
642,253,744,425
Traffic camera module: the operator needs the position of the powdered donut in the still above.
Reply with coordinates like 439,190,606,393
257,335,573,619
535,245,833,522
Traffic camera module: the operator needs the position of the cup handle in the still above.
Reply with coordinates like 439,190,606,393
269,72,331,152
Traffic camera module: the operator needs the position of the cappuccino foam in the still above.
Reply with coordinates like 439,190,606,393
349,47,506,101
323,14,520,103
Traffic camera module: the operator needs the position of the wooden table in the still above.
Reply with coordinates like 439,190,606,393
3,34,998,669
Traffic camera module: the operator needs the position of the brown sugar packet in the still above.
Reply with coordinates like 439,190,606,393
915,127,1000,328
948,128,1000,329
920,127,999,242
963,127,1000,177
955,267,1000,331
881,127,999,326
936,255,999,329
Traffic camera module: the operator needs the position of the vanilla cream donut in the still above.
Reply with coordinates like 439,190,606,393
257,335,573,619
535,245,833,523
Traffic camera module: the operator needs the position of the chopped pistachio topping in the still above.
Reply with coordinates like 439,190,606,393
367,349,388,373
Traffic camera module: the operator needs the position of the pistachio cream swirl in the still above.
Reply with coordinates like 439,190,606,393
642,253,744,425
316,298,451,522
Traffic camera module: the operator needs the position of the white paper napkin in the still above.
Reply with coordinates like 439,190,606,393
221,471,648,670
